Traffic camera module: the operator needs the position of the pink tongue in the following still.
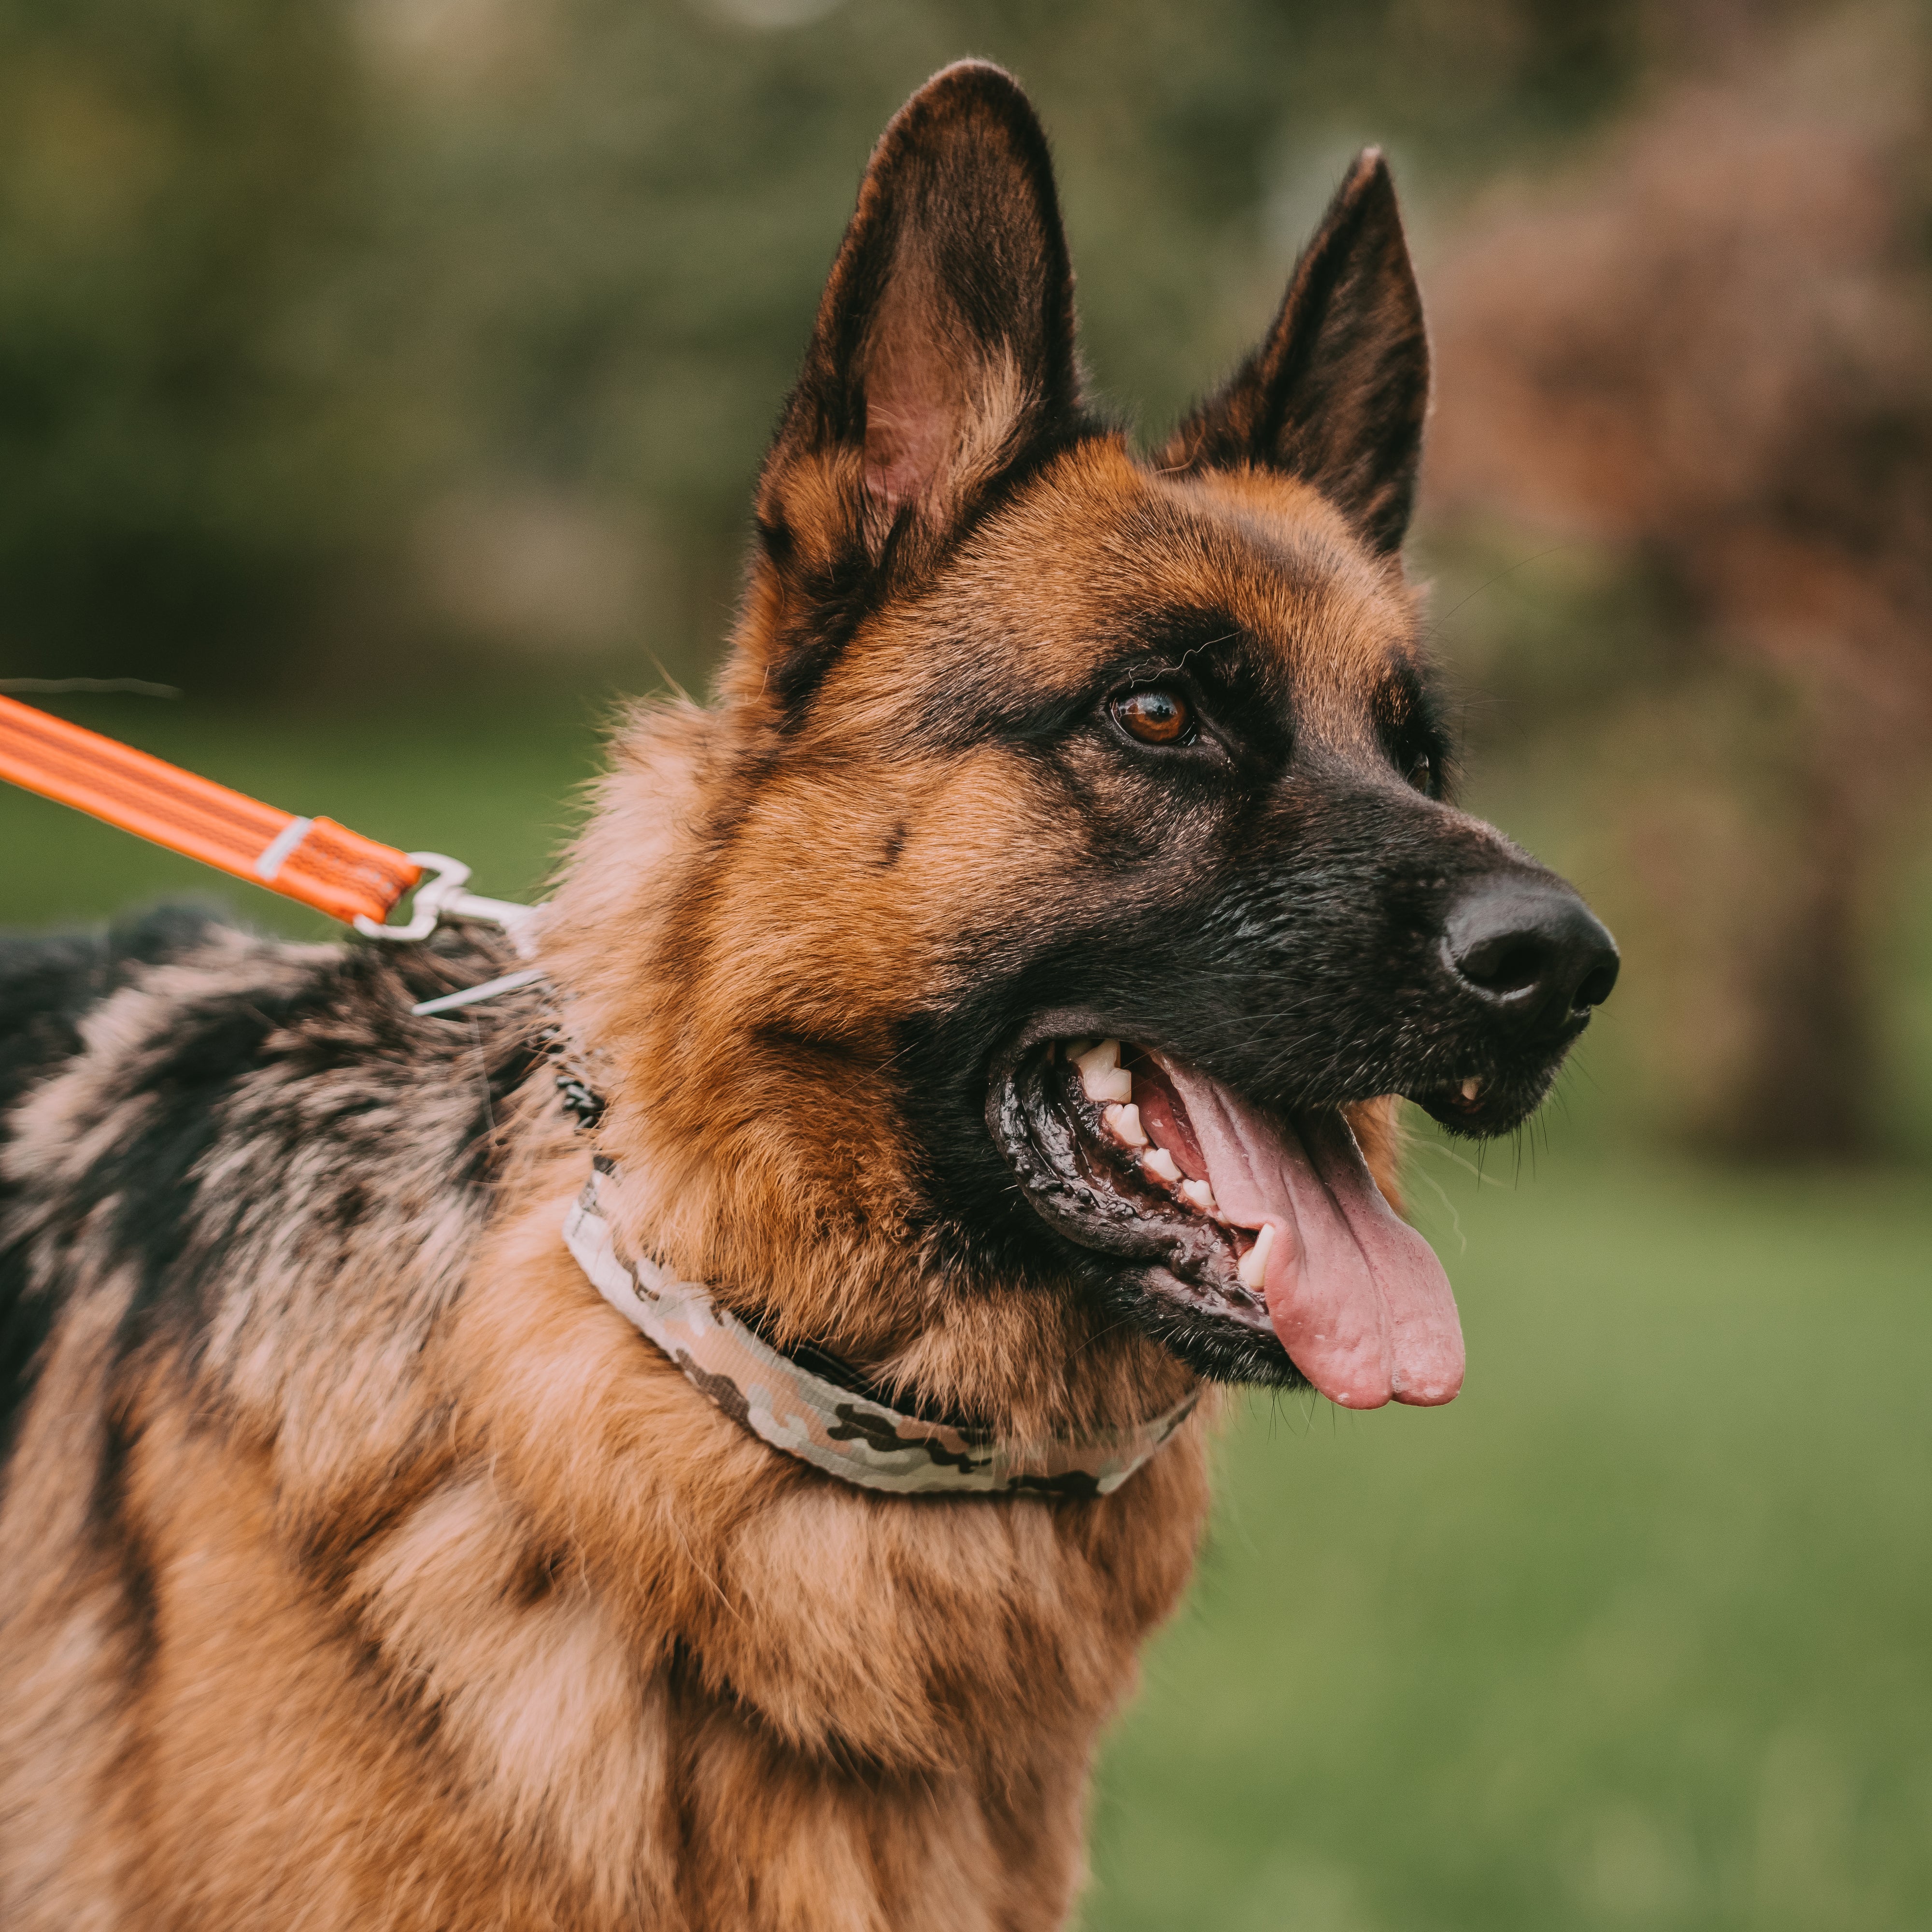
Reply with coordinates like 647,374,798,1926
1154,1058,1464,1409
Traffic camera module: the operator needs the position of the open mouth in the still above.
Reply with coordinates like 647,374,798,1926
989,1034,1465,1408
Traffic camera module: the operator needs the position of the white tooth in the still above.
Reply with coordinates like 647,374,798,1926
1461,1076,1482,1103
1236,1222,1276,1291
1179,1178,1217,1214
1078,1040,1132,1105
1142,1147,1182,1183
1104,1102,1149,1148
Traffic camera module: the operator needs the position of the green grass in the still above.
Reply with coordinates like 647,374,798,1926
1083,1152,1932,1932
7,698,1930,1930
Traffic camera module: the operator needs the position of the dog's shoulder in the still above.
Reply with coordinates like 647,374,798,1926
0,904,529,1201
0,906,241,1456
0,904,227,1122
0,907,540,1472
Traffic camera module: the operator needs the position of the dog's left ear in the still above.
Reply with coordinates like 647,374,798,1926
755,61,1081,579
1159,150,1428,555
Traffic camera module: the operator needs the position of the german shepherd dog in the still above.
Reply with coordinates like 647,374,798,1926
0,62,1616,1931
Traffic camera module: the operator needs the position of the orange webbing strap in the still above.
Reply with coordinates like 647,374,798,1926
0,693,421,928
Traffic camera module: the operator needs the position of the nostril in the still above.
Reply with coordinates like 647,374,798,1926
1456,935,1551,1000
1574,960,1619,1012
1444,875,1620,1033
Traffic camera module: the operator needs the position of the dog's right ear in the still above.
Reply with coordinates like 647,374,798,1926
753,62,1081,592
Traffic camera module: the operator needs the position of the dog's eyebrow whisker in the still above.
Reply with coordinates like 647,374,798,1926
1148,632,1241,682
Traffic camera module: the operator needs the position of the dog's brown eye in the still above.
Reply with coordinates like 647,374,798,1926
1407,751,1433,793
1114,688,1192,746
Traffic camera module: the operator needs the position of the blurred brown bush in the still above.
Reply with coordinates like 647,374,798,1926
1425,7,1932,1156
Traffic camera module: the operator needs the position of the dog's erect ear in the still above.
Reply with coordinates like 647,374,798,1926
1159,150,1428,555
756,62,1080,573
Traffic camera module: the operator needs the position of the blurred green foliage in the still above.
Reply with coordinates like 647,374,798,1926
0,0,370,684
0,0,1668,696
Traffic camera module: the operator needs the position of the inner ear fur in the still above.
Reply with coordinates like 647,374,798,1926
754,61,1082,589
1159,150,1429,555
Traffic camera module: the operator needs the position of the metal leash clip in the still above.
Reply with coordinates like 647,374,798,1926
353,853,551,1018
354,852,538,946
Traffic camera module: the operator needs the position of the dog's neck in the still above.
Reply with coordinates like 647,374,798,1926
538,700,1199,1444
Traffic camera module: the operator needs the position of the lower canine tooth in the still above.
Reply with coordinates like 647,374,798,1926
1142,1147,1182,1183
1104,1102,1149,1148
1236,1222,1276,1291
1460,1077,1482,1102
1179,1178,1217,1214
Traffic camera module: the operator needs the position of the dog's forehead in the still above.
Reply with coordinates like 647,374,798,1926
937,439,1419,707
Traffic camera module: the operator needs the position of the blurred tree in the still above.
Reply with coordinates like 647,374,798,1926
0,0,1665,696
1424,6,1932,1157
344,0,1662,685
0,0,380,691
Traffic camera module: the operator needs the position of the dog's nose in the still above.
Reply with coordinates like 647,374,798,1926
1443,878,1619,1036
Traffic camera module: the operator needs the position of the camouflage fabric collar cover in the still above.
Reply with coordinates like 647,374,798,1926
562,1160,1198,1498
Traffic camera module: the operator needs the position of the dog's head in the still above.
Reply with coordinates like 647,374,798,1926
583,63,1616,1413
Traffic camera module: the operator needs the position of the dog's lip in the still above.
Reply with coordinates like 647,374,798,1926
1410,1075,1496,1131
985,1012,1248,1247
1405,1064,1557,1136
986,1020,1466,1406
985,1020,1274,1324
988,1007,1124,1081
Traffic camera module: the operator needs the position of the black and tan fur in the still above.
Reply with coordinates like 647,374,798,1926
0,64,1612,1929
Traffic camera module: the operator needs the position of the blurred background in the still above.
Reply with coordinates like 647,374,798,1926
2,0,1928,1925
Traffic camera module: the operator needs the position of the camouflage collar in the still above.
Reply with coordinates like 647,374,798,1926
562,1161,1197,1499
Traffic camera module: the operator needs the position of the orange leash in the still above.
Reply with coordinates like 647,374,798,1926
0,692,421,927
0,694,536,972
